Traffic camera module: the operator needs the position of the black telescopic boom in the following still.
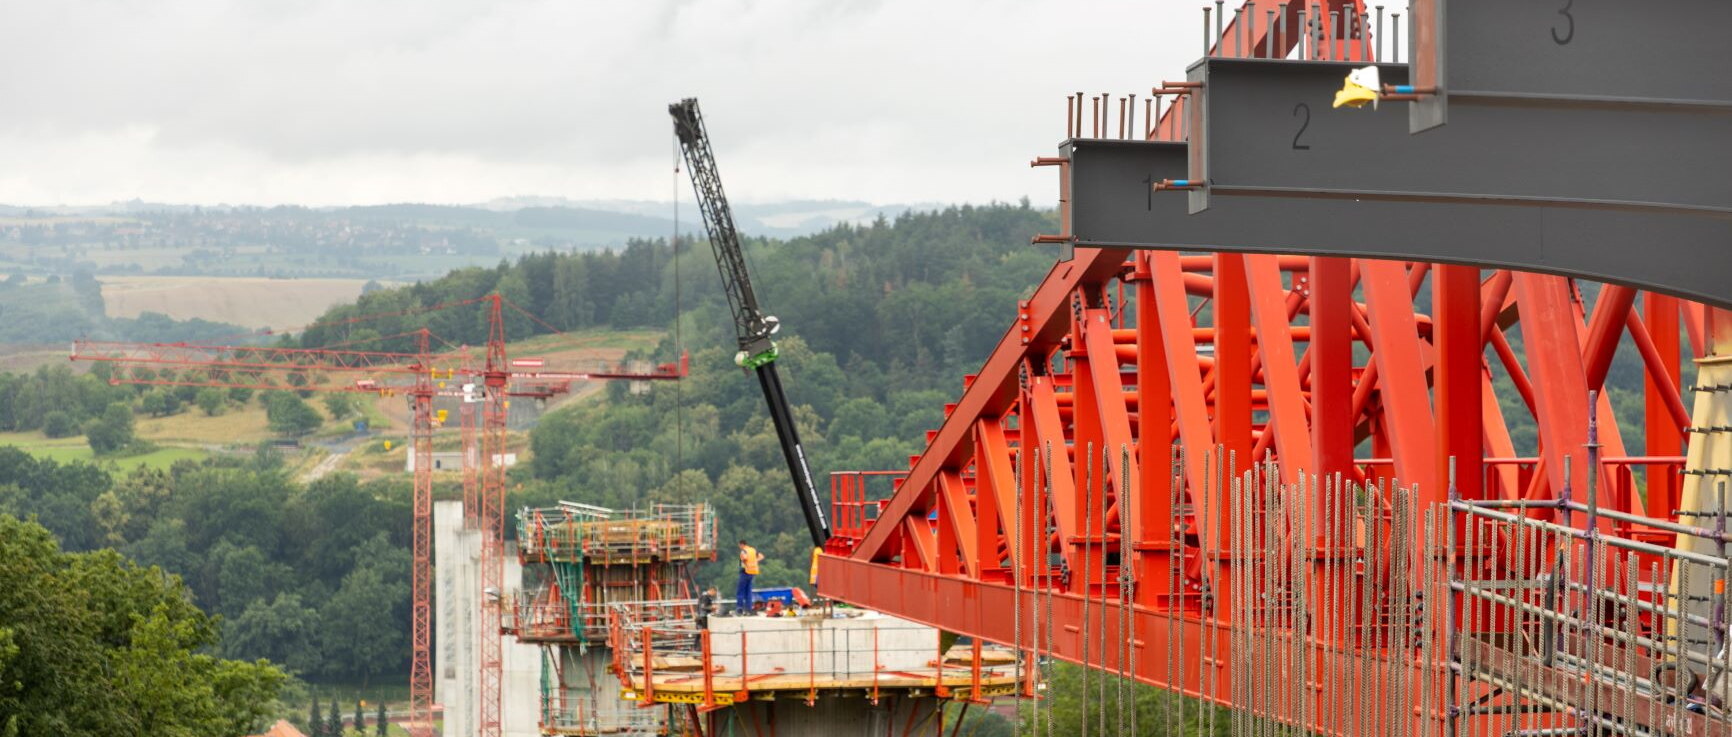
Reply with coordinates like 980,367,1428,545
670,97,829,547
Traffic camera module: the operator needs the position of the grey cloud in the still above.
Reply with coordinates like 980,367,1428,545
0,1,1400,206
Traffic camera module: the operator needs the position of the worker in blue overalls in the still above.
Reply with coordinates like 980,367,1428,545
735,539,764,615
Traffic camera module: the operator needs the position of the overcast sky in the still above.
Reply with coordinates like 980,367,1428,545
0,1,1403,208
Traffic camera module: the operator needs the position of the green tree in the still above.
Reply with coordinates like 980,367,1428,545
264,391,323,436
323,394,355,421
85,401,135,455
140,390,168,417
197,387,228,416
0,515,285,736
828,397,888,441
310,693,323,737
375,702,387,736
328,697,341,737
353,701,364,736
320,563,407,683
223,593,323,676
42,410,79,438
141,388,180,417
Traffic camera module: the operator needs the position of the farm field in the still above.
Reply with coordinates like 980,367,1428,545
0,430,208,470
100,275,379,329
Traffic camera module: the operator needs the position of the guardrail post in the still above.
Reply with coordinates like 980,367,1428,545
803,627,816,706
871,627,881,705
640,626,654,706
970,639,982,703
736,630,750,702
701,629,715,709
935,629,949,698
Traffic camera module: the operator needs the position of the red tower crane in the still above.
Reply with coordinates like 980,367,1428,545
71,294,687,737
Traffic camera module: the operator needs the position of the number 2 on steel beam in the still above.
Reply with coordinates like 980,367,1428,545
1291,103,1312,151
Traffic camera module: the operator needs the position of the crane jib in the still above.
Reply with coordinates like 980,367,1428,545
671,97,831,547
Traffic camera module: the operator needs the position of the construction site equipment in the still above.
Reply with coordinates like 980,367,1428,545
608,605,1017,718
505,503,716,736
71,295,687,737
816,2,1732,734
669,97,828,549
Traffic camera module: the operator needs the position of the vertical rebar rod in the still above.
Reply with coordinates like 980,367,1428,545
1066,92,1080,140
1421,507,1437,736
1215,1,1225,53
1127,94,1136,142
1326,10,1338,60
1099,91,1107,139
1012,449,1023,706
1276,8,1286,61
1397,486,1414,737
1203,6,1213,56
1374,5,1384,60
1119,446,1131,737
1314,3,1325,61
1097,446,1107,737
1229,454,1243,737
1044,443,1056,737
1489,498,1503,733
1265,10,1277,58
1464,516,1480,737
1674,559,1691,732
1392,12,1402,63
1168,447,1180,737
1330,473,1344,736
1275,464,1284,736
1210,447,1221,730
1512,508,1531,735
1622,555,1640,735
1080,443,1092,737
1302,474,1317,732
1235,6,1245,57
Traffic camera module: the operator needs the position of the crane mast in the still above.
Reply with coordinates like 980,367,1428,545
669,98,829,548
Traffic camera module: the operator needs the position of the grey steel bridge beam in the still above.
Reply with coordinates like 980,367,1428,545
1067,138,1732,309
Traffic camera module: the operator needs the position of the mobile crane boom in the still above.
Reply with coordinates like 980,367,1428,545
670,98,829,547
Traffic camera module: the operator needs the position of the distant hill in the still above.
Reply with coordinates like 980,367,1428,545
0,198,945,241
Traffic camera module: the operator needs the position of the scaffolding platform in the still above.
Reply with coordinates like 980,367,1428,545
610,609,1019,708
506,503,718,736
518,504,718,566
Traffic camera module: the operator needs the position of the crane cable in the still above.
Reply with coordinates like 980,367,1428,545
672,129,684,479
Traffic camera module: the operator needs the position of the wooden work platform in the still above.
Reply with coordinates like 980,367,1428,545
619,646,1019,707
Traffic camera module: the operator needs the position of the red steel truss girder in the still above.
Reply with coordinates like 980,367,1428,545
825,248,1699,722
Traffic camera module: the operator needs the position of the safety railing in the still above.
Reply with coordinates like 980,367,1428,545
508,588,698,644
608,605,1015,708
1450,478,1732,736
537,700,665,737
518,503,717,564
827,471,901,555
503,585,582,643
